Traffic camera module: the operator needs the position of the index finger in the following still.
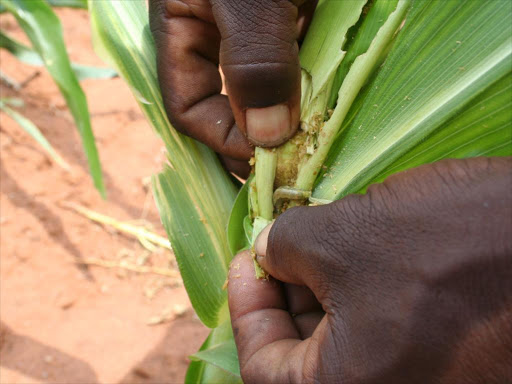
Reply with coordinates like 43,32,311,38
228,251,309,383
149,0,253,160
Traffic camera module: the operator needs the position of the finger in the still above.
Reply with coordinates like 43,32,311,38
284,284,322,315
210,0,302,147
255,195,369,304
219,154,251,178
228,251,307,383
255,206,337,288
284,284,324,339
149,0,253,160
228,252,299,365
294,312,324,339
297,0,318,42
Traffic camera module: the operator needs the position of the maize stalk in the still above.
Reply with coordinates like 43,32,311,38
249,0,411,263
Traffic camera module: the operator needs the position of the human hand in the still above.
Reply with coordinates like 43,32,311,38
149,0,317,176
228,157,512,383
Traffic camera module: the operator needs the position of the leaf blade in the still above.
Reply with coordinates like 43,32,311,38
227,179,250,257
190,341,240,378
0,31,118,80
3,0,105,195
89,0,238,327
299,0,367,101
315,0,512,199
0,101,70,169
328,0,400,108
185,321,242,384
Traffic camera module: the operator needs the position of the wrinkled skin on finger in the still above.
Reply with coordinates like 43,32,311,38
149,0,317,177
229,157,512,384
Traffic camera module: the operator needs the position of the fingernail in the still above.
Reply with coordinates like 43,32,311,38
246,104,291,146
254,223,273,258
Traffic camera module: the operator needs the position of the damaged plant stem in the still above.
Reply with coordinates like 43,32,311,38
90,0,511,380
250,0,411,276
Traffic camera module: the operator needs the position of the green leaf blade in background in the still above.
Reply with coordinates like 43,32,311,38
186,321,242,384
0,31,118,80
70,62,117,81
46,0,87,9
89,0,238,329
0,30,41,64
0,0,87,13
185,334,212,384
315,0,512,200
0,98,70,169
2,0,105,196
190,341,240,378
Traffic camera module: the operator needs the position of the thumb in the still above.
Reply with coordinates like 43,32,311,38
210,0,302,147
254,204,344,296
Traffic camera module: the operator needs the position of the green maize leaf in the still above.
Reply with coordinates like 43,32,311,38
0,97,23,107
71,63,117,81
185,334,211,384
0,31,41,64
299,0,366,119
89,0,238,328
190,341,240,379
299,0,366,100
46,0,87,8
2,0,105,196
227,179,251,257
186,321,242,384
315,0,512,200
368,73,512,190
295,0,411,192
0,99,70,170
0,0,87,13
328,0,399,109
190,340,240,376
242,215,253,247
0,31,118,80
153,167,233,328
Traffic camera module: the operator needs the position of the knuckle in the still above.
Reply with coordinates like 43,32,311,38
212,0,298,42
150,0,214,34
162,0,196,18
330,193,383,253
217,2,298,67
420,157,507,199
223,61,299,107
158,86,188,131
159,86,199,137
327,191,404,288
220,30,297,67
211,0,301,106
149,0,167,34
150,1,193,36
270,205,345,280
430,158,477,193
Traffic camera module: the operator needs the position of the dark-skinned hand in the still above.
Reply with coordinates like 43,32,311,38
149,2,512,383
149,0,317,177
228,157,512,384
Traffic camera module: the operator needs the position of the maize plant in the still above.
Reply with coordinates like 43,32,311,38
89,0,511,382
1,0,116,196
